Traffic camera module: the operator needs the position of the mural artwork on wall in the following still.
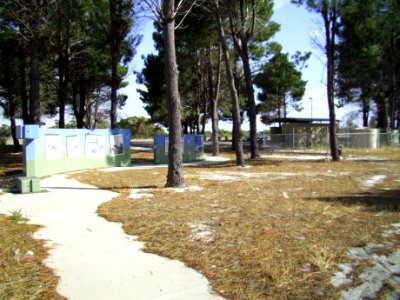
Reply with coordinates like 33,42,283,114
85,134,105,158
163,136,185,155
110,134,124,156
66,135,81,159
45,135,62,160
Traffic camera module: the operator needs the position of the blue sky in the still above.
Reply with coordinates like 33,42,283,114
120,0,356,131
1,0,356,129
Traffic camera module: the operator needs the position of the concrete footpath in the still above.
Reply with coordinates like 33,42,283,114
0,174,223,300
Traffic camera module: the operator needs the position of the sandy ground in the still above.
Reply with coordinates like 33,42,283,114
0,175,223,300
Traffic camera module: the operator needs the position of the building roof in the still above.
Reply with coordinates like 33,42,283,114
266,117,338,125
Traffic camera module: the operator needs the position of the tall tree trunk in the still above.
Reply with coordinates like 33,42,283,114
283,95,288,118
9,98,20,152
241,41,257,159
388,83,395,130
397,95,400,129
388,28,397,130
75,76,86,128
214,0,245,166
388,74,397,130
29,44,41,125
362,97,369,127
201,76,207,135
57,2,71,128
228,0,257,158
93,94,100,129
8,96,20,152
72,84,78,126
57,6,65,128
182,123,188,134
109,0,121,129
163,0,185,188
231,54,241,151
375,94,388,129
231,114,238,150
208,44,221,156
58,58,66,128
201,109,207,134
28,0,42,125
5,61,20,152
195,102,201,134
110,53,119,128
86,101,93,129
18,53,29,124
10,116,20,153
323,4,339,161
193,63,201,134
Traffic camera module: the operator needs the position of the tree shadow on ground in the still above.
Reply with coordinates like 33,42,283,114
307,189,400,212
186,161,235,169
131,157,154,164
187,158,282,169
39,185,158,192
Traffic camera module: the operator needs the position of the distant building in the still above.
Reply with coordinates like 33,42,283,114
266,118,334,149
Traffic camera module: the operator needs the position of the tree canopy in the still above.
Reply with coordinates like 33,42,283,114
0,0,137,136
337,0,400,129
255,47,307,123
1,0,398,158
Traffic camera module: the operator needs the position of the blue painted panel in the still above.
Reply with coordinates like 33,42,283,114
154,134,204,146
16,126,24,139
154,135,166,146
24,125,40,139
183,135,192,145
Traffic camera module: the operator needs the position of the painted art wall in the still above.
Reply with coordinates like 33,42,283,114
17,125,131,177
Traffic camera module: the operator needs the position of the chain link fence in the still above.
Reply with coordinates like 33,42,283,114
258,131,400,151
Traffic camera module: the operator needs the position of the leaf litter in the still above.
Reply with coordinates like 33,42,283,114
71,148,400,299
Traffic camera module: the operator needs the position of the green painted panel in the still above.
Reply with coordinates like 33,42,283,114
17,177,31,194
183,146,204,162
153,145,204,164
26,147,130,177
153,147,168,164
31,177,40,192
15,176,40,193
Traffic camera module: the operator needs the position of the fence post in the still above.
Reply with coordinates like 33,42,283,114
292,127,295,150
377,131,380,148
327,130,329,154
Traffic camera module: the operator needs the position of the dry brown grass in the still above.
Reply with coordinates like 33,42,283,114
70,148,400,299
0,152,23,176
0,215,64,300
131,149,154,164
0,152,62,299
0,146,398,299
